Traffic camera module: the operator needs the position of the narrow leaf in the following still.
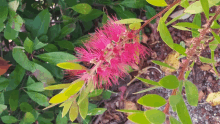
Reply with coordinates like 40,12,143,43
69,102,78,122
159,75,179,89
57,62,87,70
79,96,88,119
185,80,199,106
116,18,143,24
71,3,92,14
146,0,167,7
44,83,71,90
200,0,209,19
152,60,176,70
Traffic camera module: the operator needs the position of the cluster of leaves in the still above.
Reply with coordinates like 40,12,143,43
0,0,158,124
117,0,220,124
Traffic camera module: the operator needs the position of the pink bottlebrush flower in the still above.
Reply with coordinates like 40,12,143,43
67,17,149,88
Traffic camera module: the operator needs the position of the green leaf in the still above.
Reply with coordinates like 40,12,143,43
8,13,24,31
212,31,220,43
47,24,61,42
26,91,49,106
24,112,36,123
78,81,93,104
181,0,190,8
0,104,7,114
6,64,25,91
57,40,75,50
200,0,209,19
129,22,141,30
169,95,181,112
1,116,19,123
61,99,73,117
69,102,78,122
116,109,144,113
0,22,4,32
79,96,88,119
88,89,103,97
20,102,34,112
144,109,166,124
192,14,201,37
185,80,199,106
162,4,178,22
31,62,56,85
0,77,9,91
185,0,219,14
120,0,147,8
31,9,50,38
146,0,167,7
116,18,143,24
37,52,77,65
137,94,166,107
71,3,92,14
145,5,156,23
38,35,48,43
26,82,45,92
112,6,136,19
4,23,19,40
152,60,176,70
133,86,161,94
199,56,216,63
173,25,191,31
159,75,179,89
24,37,34,53
176,94,192,124
0,92,4,104
59,23,76,39
44,44,58,52
158,19,174,49
102,90,112,100
170,116,181,124
136,77,160,86
57,62,86,70
49,80,84,104
12,47,34,71
8,0,19,12
173,43,187,56
127,113,151,124
44,83,71,90
176,22,201,29
56,111,68,124
78,9,103,21
33,37,48,50
211,21,220,29
209,39,218,51
87,108,107,116
0,0,8,23
9,90,19,111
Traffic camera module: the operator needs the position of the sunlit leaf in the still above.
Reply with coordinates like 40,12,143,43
159,75,179,89
87,108,107,116
127,113,151,124
57,62,87,70
200,0,209,19
144,109,166,124
137,94,166,107
116,18,143,24
69,102,78,122
146,0,167,7
185,80,199,106
206,91,220,106
129,22,141,30
61,99,73,117
44,83,71,90
79,96,88,119
71,3,92,14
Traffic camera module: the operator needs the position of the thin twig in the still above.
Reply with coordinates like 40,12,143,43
127,66,162,86
139,0,181,30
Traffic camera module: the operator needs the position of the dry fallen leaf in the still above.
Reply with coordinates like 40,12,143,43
206,92,220,106
161,51,180,75
0,57,12,76
200,64,212,71
124,101,137,116
198,90,205,102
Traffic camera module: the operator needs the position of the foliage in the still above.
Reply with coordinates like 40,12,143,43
0,0,220,124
